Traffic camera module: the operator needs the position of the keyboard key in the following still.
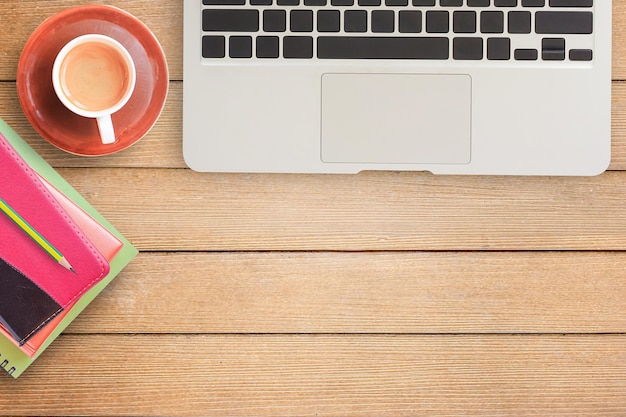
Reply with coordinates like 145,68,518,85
202,35,225,58
487,37,510,60
399,11,422,33
200,0,594,64
256,36,280,58
229,36,252,58
317,37,449,59
569,49,592,61
291,10,313,32
541,37,565,60
203,9,259,32
514,48,538,60
318,10,340,32
508,11,531,34
264,10,286,32
549,0,592,6
453,37,483,60
345,10,368,32
426,11,449,33
522,0,545,6
372,10,394,33
481,11,504,33
284,36,314,58
454,11,477,34
535,11,593,34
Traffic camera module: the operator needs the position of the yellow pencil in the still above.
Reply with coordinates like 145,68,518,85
0,196,75,273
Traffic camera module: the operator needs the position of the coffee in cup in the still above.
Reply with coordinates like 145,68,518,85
52,34,136,145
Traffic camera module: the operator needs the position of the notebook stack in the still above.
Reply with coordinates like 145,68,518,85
0,118,137,378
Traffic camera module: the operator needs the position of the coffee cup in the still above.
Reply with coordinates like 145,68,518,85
52,34,136,145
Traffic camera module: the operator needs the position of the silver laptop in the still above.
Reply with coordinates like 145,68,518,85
183,0,611,175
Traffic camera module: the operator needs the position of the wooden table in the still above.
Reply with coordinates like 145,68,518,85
1,1,625,415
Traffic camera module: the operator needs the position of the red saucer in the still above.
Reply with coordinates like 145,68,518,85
17,5,168,156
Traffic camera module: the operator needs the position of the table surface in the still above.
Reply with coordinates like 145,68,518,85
1,1,625,416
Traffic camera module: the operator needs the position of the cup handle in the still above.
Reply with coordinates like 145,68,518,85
96,115,116,145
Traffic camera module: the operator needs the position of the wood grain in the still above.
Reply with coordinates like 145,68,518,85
68,252,626,334
1,334,625,416
1,1,625,416
57,168,626,251
0,0,182,81
0,81,183,169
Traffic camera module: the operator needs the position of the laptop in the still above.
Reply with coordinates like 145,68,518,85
183,0,611,175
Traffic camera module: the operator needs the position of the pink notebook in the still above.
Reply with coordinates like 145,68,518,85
0,175,124,356
0,133,110,345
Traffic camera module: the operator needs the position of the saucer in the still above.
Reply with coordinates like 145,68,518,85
17,5,168,156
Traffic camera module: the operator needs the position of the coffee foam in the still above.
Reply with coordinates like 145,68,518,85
58,41,131,112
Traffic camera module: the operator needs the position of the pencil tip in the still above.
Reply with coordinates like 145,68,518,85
59,257,75,273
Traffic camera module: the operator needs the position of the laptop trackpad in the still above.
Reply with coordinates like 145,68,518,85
321,73,471,165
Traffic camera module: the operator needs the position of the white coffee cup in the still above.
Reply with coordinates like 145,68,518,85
52,34,136,145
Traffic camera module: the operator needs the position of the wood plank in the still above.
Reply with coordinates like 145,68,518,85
613,81,626,169
2,3,624,417
0,82,184,168
614,1,626,80
1,0,182,81
1,334,625,416
69,252,626,334
1,79,625,169
59,168,626,251
2,1,626,81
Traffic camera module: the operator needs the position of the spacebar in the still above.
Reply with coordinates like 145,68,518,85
317,37,450,59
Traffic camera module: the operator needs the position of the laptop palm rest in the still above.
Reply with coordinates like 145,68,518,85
321,73,472,165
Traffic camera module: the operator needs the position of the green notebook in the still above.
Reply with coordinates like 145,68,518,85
0,118,138,378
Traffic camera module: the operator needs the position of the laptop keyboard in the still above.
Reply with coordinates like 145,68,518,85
200,0,594,61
